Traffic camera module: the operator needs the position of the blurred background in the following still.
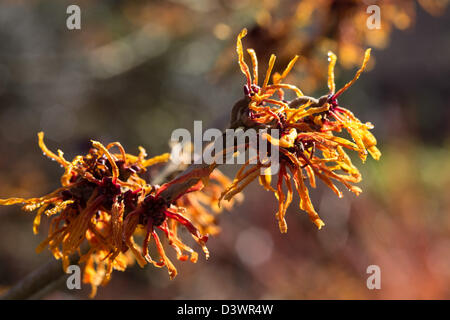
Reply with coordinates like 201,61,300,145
0,0,449,299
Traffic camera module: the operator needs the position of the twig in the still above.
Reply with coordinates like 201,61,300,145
0,252,79,300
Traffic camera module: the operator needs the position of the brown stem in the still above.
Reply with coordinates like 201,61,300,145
0,250,80,300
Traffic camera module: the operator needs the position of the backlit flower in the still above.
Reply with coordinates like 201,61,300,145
221,29,381,232
0,132,214,296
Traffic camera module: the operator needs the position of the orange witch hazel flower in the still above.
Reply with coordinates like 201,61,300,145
0,132,212,297
221,28,381,232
